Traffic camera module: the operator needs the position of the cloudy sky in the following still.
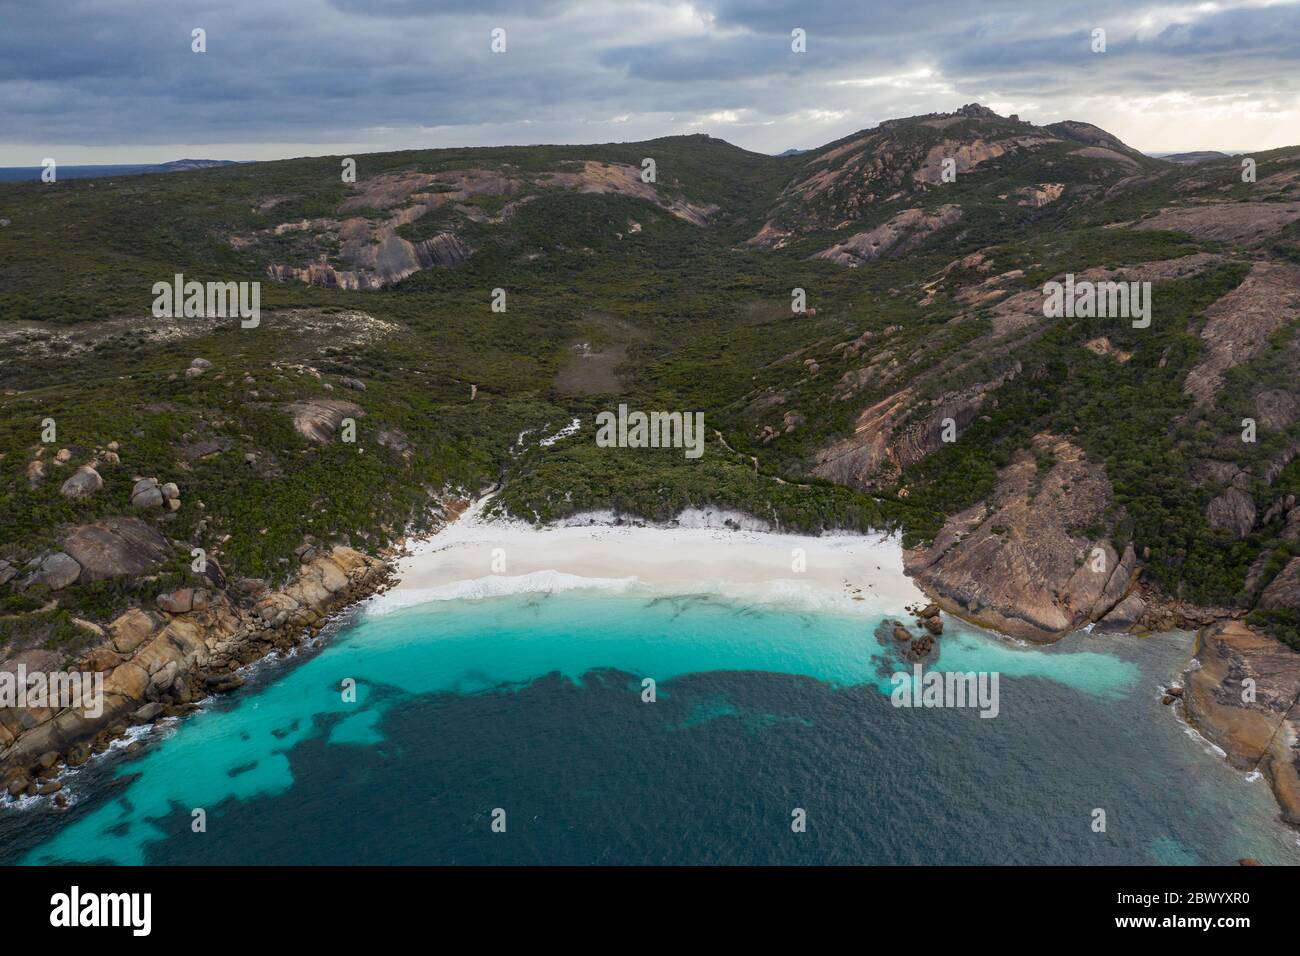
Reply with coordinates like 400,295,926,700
2,0,1298,165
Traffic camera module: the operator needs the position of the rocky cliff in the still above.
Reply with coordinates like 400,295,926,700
904,434,1137,641
1183,621,1300,826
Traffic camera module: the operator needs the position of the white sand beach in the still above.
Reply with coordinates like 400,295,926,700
372,498,926,618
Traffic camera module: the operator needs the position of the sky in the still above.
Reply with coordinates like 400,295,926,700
2,0,1298,165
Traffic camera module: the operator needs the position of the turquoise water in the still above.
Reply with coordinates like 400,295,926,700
5,590,1299,865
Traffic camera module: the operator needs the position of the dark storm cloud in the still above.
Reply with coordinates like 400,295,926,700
1,0,1297,159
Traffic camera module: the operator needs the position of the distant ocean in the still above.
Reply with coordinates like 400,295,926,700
4,590,1298,865
0,165,155,182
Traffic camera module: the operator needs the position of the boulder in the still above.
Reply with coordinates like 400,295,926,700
160,482,179,501
62,517,172,583
131,482,164,508
38,552,82,590
133,702,164,722
284,399,364,443
1095,593,1146,632
149,660,179,692
190,358,212,370
0,559,16,586
156,589,194,614
60,465,103,498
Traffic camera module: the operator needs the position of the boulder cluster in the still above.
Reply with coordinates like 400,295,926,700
130,476,182,511
889,603,945,662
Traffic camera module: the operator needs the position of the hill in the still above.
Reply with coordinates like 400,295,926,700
2,103,1300,655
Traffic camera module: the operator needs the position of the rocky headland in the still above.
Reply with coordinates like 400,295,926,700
1,544,390,803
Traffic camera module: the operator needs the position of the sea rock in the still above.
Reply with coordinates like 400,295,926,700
892,622,914,642
60,465,103,498
133,702,163,722
922,615,943,635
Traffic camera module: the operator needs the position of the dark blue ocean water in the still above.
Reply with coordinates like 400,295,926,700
0,166,154,182
3,591,1298,865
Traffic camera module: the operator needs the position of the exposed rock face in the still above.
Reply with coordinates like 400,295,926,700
267,230,472,290
1205,486,1257,539
813,363,1019,489
1258,557,1300,612
913,140,1015,184
62,517,173,584
1016,183,1065,207
1183,262,1300,407
285,399,365,442
59,465,102,498
0,547,388,780
542,161,719,226
904,435,1133,641
257,161,713,290
1136,202,1300,243
1068,146,1141,168
1256,389,1300,432
1183,622,1300,826
981,253,1224,339
812,205,962,266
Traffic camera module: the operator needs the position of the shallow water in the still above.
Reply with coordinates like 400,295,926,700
4,590,1298,865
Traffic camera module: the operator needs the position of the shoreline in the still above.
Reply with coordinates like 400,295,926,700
378,498,928,621
7,495,1297,837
